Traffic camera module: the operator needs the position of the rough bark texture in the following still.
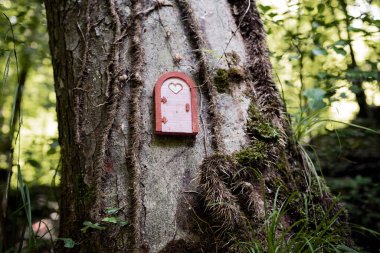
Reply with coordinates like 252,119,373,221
45,0,347,252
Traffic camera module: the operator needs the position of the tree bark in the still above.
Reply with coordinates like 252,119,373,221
45,0,347,252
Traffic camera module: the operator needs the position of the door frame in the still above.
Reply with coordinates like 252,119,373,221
154,72,199,136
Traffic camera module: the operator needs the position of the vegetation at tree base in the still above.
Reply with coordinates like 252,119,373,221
0,0,379,252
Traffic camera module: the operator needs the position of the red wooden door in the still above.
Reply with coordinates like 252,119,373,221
161,78,192,133
155,72,198,136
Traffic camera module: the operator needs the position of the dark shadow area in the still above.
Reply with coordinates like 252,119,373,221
310,116,380,252
5,185,59,253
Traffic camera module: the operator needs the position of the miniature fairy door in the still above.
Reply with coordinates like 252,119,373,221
154,72,199,136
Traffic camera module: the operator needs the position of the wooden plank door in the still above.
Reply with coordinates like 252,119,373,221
160,77,192,133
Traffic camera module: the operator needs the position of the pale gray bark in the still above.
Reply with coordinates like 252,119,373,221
140,2,251,251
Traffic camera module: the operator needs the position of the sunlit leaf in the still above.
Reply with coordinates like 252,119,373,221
105,207,119,215
312,47,327,56
259,5,271,13
334,40,349,47
348,26,366,33
102,217,118,224
288,55,300,60
81,221,106,233
303,88,326,110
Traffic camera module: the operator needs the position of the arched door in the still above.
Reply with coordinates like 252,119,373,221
154,72,198,136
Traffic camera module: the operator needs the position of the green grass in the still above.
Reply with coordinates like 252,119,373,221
238,188,358,253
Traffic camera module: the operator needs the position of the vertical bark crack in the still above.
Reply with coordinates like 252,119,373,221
74,0,91,145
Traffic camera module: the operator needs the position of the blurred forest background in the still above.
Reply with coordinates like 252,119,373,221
0,0,379,252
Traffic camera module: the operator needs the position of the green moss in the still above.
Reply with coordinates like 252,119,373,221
214,68,229,93
247,104,262,123
234,141,267,167
246,104,279,140
228,67,246,82
214,67,247,93
255,122,279,139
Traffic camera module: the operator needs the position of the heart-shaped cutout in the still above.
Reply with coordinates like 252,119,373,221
168,83,183,94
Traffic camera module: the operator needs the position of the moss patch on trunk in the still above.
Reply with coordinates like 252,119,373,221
213,67,246,93
197,100,351,251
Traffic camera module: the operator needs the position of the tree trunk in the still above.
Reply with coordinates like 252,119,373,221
45,0,347,252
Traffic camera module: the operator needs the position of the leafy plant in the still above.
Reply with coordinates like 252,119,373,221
80,221,106,233
102,217,128,226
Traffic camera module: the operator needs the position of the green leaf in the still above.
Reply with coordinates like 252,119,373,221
102,216,128,226
312,47,327,56
58,238,75,248
105,207,119,215
81,221,106,233
332,46,346,55
317,4,325,13
349,85,361,94
259,5,271,13
340,92,347,99
288,55,300,61
312,21,320,28
334,40,349,47
27,159,42,168
305,6,314,11
118,220,128,227
102,217,118,224
316,72,328,79
348,26,365,33
303,88,327,110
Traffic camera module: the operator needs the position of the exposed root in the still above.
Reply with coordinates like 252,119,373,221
127,0,145,251
137,0,173,16
199,155,246,230
198,154,254,249
198,150,350,251
89,0,124,221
